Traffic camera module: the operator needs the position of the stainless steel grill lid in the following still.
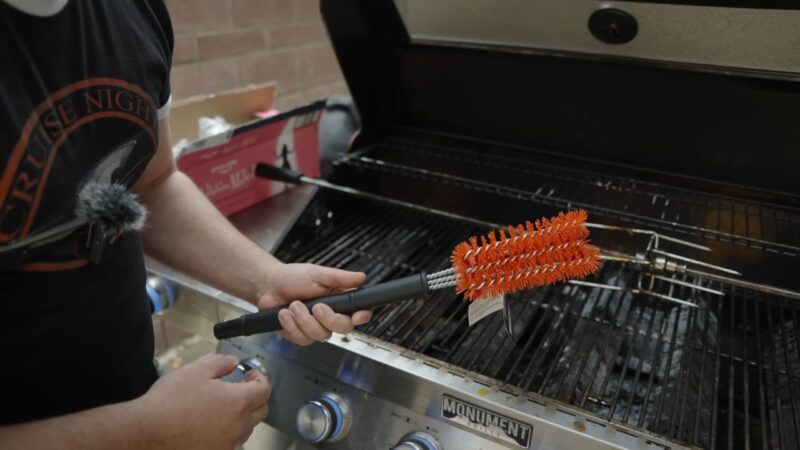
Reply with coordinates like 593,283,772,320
323,0,800,195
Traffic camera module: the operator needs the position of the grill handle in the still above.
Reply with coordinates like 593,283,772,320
255,163,303,184
213,273,429,339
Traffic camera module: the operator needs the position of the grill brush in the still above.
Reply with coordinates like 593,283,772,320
214,209,600,339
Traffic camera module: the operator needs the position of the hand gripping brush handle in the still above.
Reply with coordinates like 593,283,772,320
214,200,601,339
214,274,431,339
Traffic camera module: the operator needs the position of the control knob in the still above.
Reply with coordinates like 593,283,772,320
146,275,179,315
296,392,351,443
223,357,268,383
393,431,442,450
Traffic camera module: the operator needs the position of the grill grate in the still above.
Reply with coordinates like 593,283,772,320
340,139,800,257
275,192,800,449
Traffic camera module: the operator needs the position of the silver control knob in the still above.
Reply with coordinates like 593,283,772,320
237,357,267,377
224,357,268,383
393,432,442,450
296,392,350,443
146,275,179,315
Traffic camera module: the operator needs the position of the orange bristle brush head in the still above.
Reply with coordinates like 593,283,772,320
450,210,601,300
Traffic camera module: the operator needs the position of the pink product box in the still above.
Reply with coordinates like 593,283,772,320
176,101,324,216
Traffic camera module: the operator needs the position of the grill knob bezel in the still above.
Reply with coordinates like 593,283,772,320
237,357,267,378
393,431,442,450
296,392,351,443
296,400,333,443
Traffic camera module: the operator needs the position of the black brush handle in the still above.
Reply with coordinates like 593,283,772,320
214,273,428,339
255,163,303,184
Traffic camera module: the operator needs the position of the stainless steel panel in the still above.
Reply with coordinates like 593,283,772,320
220,332,688,449
395,0,800,77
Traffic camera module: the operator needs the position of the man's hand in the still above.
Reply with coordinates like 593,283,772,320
139,354,270,449
0,354,270,450
257,263,373,345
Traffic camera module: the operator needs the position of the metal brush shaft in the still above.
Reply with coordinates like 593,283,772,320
462,241,585,272
427,273,458,290
464,257,595,295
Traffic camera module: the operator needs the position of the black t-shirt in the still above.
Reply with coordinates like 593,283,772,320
0,0,173,424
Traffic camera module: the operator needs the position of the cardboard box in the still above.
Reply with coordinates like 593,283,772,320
171,84,323,216
170,83,278,144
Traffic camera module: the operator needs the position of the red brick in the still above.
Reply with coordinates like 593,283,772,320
273,79,352,111
199,60,240,95
232,0,293,27
273,92,305,111
170,64,203,100
295,0,321,22
268,22,327,49
173,37,197,64
298,44,342,88
274,87,325,110
238,52,299,94
167,0,231,33
198,31,266,60
294,81,348,106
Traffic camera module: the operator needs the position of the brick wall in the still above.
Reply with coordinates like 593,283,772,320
166,0,349,111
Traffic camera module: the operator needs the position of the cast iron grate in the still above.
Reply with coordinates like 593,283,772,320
340,139,800,257
275,192,800,450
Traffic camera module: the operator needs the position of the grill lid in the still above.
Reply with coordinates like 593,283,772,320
321,0,800,196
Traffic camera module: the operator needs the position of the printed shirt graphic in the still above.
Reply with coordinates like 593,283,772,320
1,78,159,254
0,0,174,425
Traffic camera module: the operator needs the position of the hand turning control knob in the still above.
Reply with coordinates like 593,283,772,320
238,357,267,376
393,431,442,450
224,357,268,383
296,392,351,443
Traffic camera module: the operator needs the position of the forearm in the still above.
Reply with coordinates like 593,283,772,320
139,170,281,303
134,118,370,343
0,400,152,450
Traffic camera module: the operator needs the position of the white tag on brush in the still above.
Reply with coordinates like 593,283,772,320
468,295,505,326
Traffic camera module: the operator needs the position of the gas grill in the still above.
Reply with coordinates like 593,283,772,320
216,1,800,448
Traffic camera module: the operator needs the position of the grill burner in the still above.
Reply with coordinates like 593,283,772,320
274,145,800,450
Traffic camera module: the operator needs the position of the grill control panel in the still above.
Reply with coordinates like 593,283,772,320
215,340,501,449
215,333,684,449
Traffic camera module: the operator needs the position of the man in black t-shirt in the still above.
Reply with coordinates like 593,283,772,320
0,1,372,448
